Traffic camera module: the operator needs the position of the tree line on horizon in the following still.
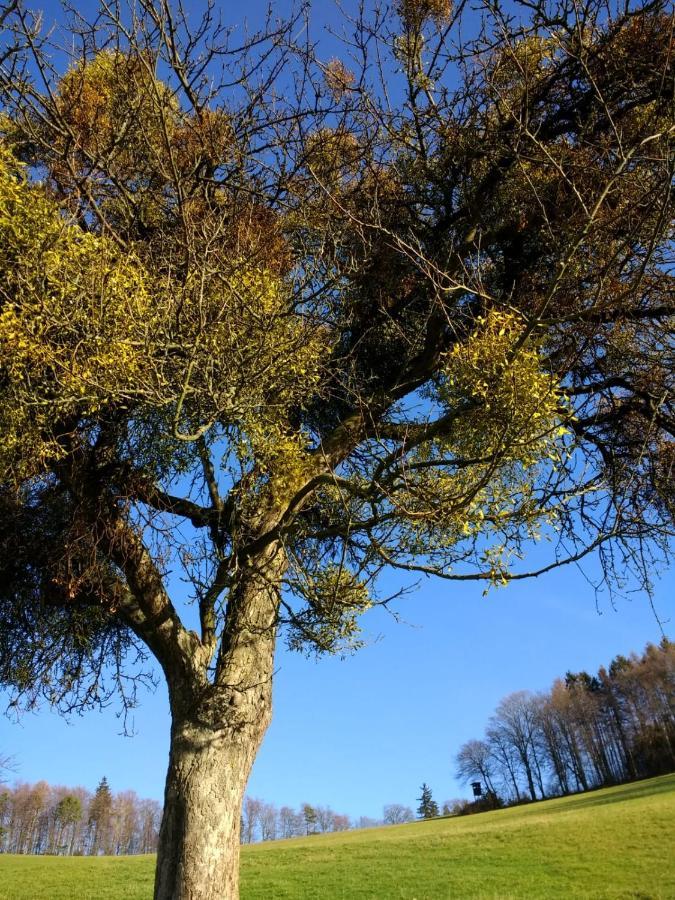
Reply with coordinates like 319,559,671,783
0,776,161,856
455,639,675,807
240,798,423,841
240,798,353,843
4,637,672,854
239,794,443,841
0,770,386,853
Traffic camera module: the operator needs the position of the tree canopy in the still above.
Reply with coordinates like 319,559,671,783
0,0,672,896
0,0,672,708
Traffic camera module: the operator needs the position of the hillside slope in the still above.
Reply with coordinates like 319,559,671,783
1,774,673,899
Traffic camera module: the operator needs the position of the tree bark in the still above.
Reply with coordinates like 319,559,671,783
154,551,281,900
153,708,264,900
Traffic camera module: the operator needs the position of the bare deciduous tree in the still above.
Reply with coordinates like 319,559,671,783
383,803,414,824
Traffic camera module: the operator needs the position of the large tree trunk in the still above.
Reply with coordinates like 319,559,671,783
154,551,281,900
153,705,267,900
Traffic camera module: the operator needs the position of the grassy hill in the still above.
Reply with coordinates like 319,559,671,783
1,774,674,899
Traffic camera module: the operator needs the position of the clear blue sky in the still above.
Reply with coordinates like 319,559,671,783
3,559,672,819
1,0,673,822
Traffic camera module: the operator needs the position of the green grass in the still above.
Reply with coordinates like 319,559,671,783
1,775,674,899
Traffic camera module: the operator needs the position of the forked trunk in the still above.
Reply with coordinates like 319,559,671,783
153,547,282,899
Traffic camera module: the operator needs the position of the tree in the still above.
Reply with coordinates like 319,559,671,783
564,672,618,786
548,680,590,792
355,816,380,830
441,799,466,816
278,806,303,840
453,639,675,805
0,0,673,896
383,803,414,825
315,805,336,834
137,798,162,856
8,781,50,854
113,791,140,855
302,804,318,836
53,795,83,855
455,740,498,797
0,779,160,855
332,814,351,832
88,778,113,856
258,803,278,843
416,784,439,819
0,789,9,851
489,693,545,801
241,797,263,845
532,693,572,796
486,725,524,802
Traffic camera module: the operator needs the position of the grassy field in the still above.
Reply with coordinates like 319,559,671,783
1,774,673,899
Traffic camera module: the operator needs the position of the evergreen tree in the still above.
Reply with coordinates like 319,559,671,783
88,777,113,855
302,804,318,835
416,784,439,819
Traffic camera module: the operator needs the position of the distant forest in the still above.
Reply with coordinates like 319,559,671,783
454,639,675,809
2,640,673,853
0,776,161,856
0,777,360,854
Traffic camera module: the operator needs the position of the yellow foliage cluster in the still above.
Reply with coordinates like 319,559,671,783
304,128,362,184
323,59,355,101
0,145,153,480
492,36,558,93
396,0,453,29
287,564,372,655
170,260,327,482
440,309,564,464
0,142,328,488
239,418,311,500
45,51,235,224
393,310,568,572
57,50,174,172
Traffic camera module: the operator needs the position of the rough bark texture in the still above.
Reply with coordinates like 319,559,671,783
154,555,280,900
153,711,261,900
